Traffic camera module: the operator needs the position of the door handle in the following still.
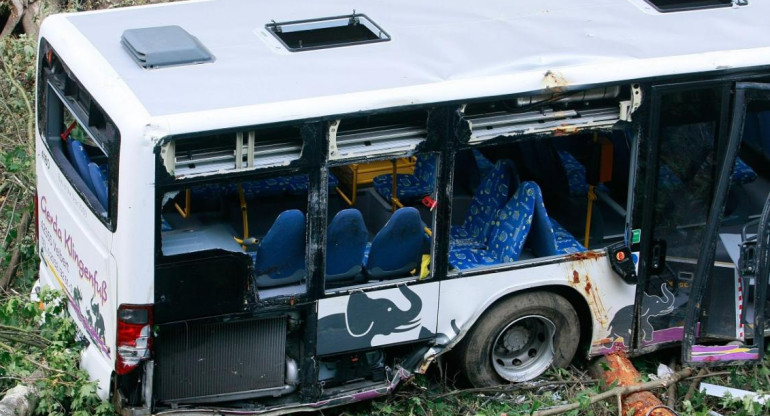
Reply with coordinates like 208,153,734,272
649,239,667,274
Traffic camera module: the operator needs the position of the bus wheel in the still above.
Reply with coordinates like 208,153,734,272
459,292,580,386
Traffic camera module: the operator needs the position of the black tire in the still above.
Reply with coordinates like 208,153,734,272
458,291,580,386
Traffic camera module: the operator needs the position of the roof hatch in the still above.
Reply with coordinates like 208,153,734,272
266,13,390,52
121,25,214,69
644,0,739,12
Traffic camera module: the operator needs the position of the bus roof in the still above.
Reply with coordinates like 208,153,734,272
46,0,770,129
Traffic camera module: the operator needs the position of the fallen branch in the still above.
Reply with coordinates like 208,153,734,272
684,368,709,402
1,210,31,291
532,368,693,416
432,379,597,399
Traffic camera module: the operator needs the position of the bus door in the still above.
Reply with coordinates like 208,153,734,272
635,82,769,365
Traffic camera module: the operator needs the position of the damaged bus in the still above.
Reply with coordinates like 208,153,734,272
35,0,770,414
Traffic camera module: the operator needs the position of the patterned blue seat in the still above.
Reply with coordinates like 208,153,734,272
88,162,109,209
365,207,424,279
254,210,306,288
473,149,495,179
557,150,590,197
449,182,538,270
550,219,586,254
326,209,368,283
372,154,437,202
191,173,340,200
451,160,517,248
449,182,586,270
732,157,757,185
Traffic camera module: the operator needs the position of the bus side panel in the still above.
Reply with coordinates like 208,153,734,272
36,134,116,389
437,254,636,357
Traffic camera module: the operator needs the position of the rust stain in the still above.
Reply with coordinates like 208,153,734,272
544,70,568,91
553,124,580,136
584,274,608,327
568,267,608,327
567,251,603,261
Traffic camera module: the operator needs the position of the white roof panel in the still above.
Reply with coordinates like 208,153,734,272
60,0,770,118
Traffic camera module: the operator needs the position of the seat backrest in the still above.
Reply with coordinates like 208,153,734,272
255,209,306,288
462,159,517,244
327,209,368,282
366,207,423,279
524,182,558,257
67,140,94,191
413,154,437,189
487,181,537,262
88,162,109,209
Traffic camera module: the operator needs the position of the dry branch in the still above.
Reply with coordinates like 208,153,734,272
1,210,31,290
532,368,693,416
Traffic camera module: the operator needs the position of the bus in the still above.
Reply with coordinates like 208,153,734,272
34,0,770,413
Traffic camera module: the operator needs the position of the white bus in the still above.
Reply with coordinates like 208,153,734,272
35,0,770,413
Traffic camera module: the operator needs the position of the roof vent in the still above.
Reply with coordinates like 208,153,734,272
644,0,739,12
121,25,214,69
266,13,389,52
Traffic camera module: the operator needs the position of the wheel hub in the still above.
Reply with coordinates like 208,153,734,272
491,315,556,382
502,326,530,351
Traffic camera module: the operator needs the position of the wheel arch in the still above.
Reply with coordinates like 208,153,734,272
444,284,594,362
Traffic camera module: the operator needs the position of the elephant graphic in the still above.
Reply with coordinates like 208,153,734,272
607,283,675,344
317,285,434,356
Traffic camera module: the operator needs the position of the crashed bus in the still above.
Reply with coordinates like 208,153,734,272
34,0,770,413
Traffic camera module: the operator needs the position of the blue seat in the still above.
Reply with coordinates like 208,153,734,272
327,209,368,283
732,157,757,185
88,162,109,209
557,150,590,197
192,173,341,200
451,160,517,248
449,182,586,270
372,154,437,202
67,139,94,191
449,182,538,270
473,149,495,179
551,219,586,254
254,210,306,288
365,207,424,279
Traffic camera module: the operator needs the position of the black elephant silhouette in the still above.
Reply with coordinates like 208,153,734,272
607,283,675,344
317,285,433,355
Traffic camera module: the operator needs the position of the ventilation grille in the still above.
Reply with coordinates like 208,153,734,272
155,317,287,403
121,25,213,69
162,130,303,179
331,124,426,160
467,106,620,144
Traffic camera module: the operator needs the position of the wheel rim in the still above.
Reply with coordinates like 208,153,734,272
491,315,556,382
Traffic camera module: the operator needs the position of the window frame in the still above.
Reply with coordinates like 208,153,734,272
37,39,120,231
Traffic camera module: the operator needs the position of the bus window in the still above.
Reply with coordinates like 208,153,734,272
160,172,311,298
327,153,437,289
39,47,117,224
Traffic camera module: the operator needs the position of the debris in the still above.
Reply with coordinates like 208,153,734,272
533,354,691,416
700,382,770,405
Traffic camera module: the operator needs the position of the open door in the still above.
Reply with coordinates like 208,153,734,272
635,82,769,365
681,83,770,365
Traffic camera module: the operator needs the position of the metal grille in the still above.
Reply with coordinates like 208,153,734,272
155,317,286,403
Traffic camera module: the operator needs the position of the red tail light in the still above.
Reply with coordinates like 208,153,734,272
116,304,153,375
